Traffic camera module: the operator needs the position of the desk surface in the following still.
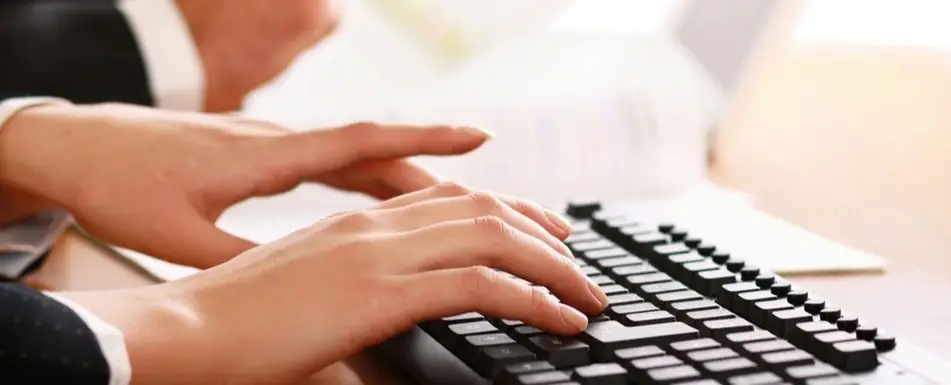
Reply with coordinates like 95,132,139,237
25,45,951,384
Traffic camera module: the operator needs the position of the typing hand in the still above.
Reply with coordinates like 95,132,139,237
175,0,340,111
0,103,489,268
64,185,609,384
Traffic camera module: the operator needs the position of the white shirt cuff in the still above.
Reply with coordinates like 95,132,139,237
118,0,206,111
44,293,132,385
0,97,72,133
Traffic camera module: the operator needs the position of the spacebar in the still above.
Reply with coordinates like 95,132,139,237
580,321,700,360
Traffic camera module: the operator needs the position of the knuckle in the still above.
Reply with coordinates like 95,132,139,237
339,121,379,138
461,266,498,296
528,286,551,313
329,210,378,232
472,215,513,240
433,181,470,197
466,192,505,213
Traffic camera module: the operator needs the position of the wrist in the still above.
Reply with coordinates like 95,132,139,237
60,284,236,385
0,104,85,205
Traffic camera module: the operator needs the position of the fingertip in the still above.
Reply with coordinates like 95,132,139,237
558,304,589,333
456,126,495,139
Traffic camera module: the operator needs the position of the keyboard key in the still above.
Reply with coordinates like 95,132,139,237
656,290,704,310
571,363,627,385
702,357,760,378
640,281,688,295
710,250,730,263
836,316,859,333
681,260,720,282
526,335,590,368
786,364,840,381
443,312,484,322
727,259,748,274
669,338,721,354
727,372,783,385
742,340,794,355
702,318,754,338
584,248,629,261
671,300,720,314
786,290,809,306
766,308,814,336
476,344,536,377
686,347,740,362
448,321,499,345
608,302,658,318
750,299,794,326
512,325,544,339
566,200,601,218
629,355,683,371
581,321,699,360
496,361,555,384
663,252,705,273
598,257,642,269
658,223,676,233
683,309,736,327
459,333,516,364
733,291,778,318
804,299,826,315
580,266,601,276
811,331,856,361
572,240,615,253
626,310,676,326
696,269,737,296
627,273,674,287
684,237,704,248
829,340,878,373
855,325,877,341
515,371,572,384
789,321,837,348
565,232,600,244
769,282,792,297
655,243,692,257
819,308,842,323
494,319,524,332
761,349,814,369
607,293,643,306
600,284,628,295
588,275,614,286
613,345,666,360
716,281,757,305
874,334,896,352
620,224,655,237
632,232,668,248
754,274,776,289
611,264,656,278
725,330,775,347
645,365,702,384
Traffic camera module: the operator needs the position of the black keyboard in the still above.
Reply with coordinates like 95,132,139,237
379,201,950,384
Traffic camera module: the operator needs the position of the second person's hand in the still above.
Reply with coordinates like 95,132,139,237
61,184,608,385
0,103,491,268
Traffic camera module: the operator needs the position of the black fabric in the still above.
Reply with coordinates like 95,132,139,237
0,283,111,385
0,1,155,106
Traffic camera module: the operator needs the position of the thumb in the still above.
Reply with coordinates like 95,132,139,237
161,214,257,269
277,123,492,175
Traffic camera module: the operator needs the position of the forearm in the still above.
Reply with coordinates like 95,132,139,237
61,285,233,385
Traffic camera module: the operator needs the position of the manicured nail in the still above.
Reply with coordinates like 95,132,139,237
544,209,572,235
587,277,609,309
457,126,496,139
559,304,589,331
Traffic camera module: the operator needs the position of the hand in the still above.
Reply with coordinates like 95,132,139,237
175,0,340,111
63,184,608,385
0,103,490,268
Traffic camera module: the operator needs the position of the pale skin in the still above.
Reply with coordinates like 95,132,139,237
174,0,341,111
0,104,609,384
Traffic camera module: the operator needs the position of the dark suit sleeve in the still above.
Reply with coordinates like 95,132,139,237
0,283,111,385
0,1,155,105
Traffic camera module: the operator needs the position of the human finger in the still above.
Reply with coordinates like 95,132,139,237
379,182,572,239
380,193,571,258
392,217,607,314
400,267,589,335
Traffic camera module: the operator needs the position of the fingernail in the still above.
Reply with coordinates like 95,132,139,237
457,126,496,139
544,209,572,235
587,278,609,309
558,304,589,331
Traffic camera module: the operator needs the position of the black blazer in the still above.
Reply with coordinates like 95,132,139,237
0,0,155,105
0,283,112,384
